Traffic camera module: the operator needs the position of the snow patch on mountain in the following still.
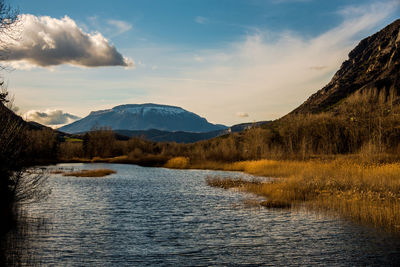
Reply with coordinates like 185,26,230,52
59,103,227,134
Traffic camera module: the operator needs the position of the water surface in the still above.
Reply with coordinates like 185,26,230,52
10,163,400,266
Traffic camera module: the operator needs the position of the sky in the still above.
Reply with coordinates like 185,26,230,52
3,0,400,127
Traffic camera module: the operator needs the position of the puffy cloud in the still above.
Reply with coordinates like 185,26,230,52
25,109,80,126
236,112,249,118
1,14,133,68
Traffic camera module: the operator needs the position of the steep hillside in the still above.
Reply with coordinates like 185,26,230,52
293,19,400,114
0,101,49,131
59,103,227,134
113,121,270,143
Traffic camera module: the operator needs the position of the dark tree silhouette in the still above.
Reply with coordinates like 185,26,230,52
0,1,49,230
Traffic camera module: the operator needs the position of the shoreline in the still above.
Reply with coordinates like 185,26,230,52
52,156,400,233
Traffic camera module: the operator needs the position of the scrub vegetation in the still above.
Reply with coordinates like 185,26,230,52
57,88,400,165
1,12,400,236
46,88,400,232
206,160,400,232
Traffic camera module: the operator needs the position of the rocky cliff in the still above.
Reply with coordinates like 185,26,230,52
293,19,400,114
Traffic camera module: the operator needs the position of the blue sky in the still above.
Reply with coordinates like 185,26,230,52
5,0,400,126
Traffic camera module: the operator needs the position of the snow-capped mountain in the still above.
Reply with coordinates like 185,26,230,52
59,103,227,134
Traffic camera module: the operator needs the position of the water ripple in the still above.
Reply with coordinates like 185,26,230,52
10,163,400,266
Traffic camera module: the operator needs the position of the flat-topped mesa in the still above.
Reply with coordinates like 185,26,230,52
292,19,400,114
89,104,185,116
59,103,227,134
112,104,185,115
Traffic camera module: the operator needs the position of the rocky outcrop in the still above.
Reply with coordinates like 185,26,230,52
293,19,400,114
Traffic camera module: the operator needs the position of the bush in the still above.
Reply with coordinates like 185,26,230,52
164,157,190,169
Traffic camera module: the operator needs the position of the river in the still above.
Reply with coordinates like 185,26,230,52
5,163,400,266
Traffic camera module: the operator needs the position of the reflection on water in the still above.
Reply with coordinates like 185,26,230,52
0,212,48,266
4,163,400,266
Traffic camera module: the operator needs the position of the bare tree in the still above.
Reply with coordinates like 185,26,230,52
0,1,50,223
0,90,25,219
0,0,19,59
9,169,50,204
0,81,6,102
0,85,51,211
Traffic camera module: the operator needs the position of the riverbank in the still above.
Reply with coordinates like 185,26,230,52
15,162,400,265
203,159,400,233
60,155,400,232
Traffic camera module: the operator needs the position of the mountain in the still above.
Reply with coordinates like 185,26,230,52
293,19,400,114
59,103,227,134
113,121,271,143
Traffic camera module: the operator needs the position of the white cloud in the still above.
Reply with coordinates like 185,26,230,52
236,112,249,118
194,55,204,62
1,14,134,69
25,109,80,126
87,16,98,25
127,0,398,125
8,0,398,127
309,65,327,71
107,19,132,35
270,0,312,3
195,16,209,24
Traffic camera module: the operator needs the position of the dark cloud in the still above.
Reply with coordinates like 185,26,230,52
25,109,81,125
2,14,133,68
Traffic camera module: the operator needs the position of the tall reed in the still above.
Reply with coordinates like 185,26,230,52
207,159,400,232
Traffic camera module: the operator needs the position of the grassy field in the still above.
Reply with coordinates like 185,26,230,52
201,158,400,232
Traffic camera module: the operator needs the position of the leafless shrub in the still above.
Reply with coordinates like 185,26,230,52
9,169,50,204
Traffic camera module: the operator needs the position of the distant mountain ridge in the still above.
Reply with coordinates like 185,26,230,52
293,18,400,114
59,103,227,134
111,120,271,143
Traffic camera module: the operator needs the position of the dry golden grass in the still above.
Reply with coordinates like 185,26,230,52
67,157,92,163
206,177,291,208
207,159,400,232
108,155,131,163
62,169,116,177
206,177,259,189
164,157,190,169
190,159,314,177
91,157,110,163
50,170,64,174
224,159,307,177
